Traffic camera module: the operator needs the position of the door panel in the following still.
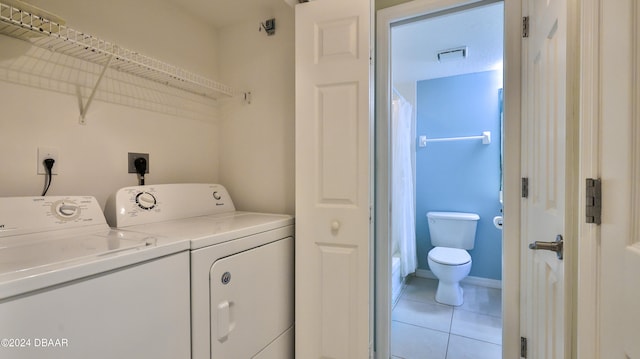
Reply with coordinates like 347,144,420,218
210,238,294,359
294,0,372,358
522,0,567,357
317,83,359,204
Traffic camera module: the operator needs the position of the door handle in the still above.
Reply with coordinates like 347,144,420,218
529,234,563,260
217,300,230,341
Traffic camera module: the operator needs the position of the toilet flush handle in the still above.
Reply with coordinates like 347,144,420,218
529,234,563,260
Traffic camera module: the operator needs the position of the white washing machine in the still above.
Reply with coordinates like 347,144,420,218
0,196,191,359
104,183,294,359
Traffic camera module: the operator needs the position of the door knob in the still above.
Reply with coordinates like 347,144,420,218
529,234,563,260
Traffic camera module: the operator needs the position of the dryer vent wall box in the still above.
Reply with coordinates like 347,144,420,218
104,183,295,359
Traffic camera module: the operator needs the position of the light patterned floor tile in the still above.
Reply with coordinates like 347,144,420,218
392,298,453,333
450,309,502,345
390,321,449,359
391,276,504,358
446,335,502,359
398,276,438,304
459,283,502,318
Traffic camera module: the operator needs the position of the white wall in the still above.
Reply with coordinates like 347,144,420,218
0,0,221,207
217,5,295,214
27,0,220,78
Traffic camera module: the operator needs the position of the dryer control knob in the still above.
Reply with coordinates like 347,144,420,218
136,192,157,210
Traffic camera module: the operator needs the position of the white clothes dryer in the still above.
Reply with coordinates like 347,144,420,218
0,196,191,359
105,183,294,359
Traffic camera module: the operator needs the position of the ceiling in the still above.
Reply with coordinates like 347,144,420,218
391,2,504,86
165,0,288,29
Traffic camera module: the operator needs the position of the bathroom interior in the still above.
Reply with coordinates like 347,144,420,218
389,2,504,358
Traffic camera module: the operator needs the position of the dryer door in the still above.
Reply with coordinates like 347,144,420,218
210,236,294,358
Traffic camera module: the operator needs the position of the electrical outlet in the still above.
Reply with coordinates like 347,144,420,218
37,147,59,175
128,152,149,174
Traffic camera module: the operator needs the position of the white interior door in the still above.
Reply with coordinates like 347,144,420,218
521,0,568,357
294,0,372,358
598,0,640,357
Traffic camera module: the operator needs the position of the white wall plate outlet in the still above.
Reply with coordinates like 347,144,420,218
37,147,59,175
128,152,149,174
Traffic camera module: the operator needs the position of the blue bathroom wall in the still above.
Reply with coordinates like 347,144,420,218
416,70,503,280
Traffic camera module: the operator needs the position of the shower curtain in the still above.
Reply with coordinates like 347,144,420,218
392,90,417,277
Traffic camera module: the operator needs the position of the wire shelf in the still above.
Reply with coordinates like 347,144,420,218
0,1,235,99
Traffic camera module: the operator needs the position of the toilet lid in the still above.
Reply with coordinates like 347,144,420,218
428,247,471,265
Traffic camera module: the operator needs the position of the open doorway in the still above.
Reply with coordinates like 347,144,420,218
375,1,515,358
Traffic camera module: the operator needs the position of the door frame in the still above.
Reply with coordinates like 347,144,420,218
374,0,521,357
571,0,639,357
575,0,600,357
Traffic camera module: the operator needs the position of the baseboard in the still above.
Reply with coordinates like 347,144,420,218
415,269,502,289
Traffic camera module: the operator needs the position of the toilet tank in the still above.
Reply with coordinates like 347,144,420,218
427,211,480,250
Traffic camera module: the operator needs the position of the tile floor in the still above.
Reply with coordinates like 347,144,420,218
391,276,502,359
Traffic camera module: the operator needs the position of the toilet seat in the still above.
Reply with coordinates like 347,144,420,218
428,247,471,265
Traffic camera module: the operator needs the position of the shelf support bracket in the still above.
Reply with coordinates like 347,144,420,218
78,54,114,125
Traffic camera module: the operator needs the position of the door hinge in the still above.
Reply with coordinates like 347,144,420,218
586,178,602,224
520,336,528,358
522,16,530,38
522,177,529,198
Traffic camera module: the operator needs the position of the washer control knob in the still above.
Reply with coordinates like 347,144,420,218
136,192,157,210
51,200,81,220
58,204,78,217
213,191,222,200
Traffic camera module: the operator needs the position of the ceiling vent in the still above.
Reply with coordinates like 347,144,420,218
437,46,468,62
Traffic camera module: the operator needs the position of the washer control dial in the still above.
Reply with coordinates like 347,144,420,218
51,200,81,221
213,191,222,200
135,192,157,210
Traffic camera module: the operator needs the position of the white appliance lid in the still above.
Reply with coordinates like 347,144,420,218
0,229,154,275
121,211,294,250
0,196,190,299
429,247,471,265
0,228,190,299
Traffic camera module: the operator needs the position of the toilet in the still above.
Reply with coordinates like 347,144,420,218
426,211,480,306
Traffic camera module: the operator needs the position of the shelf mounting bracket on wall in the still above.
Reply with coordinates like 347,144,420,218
78,54,114,125
242,91,252,105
